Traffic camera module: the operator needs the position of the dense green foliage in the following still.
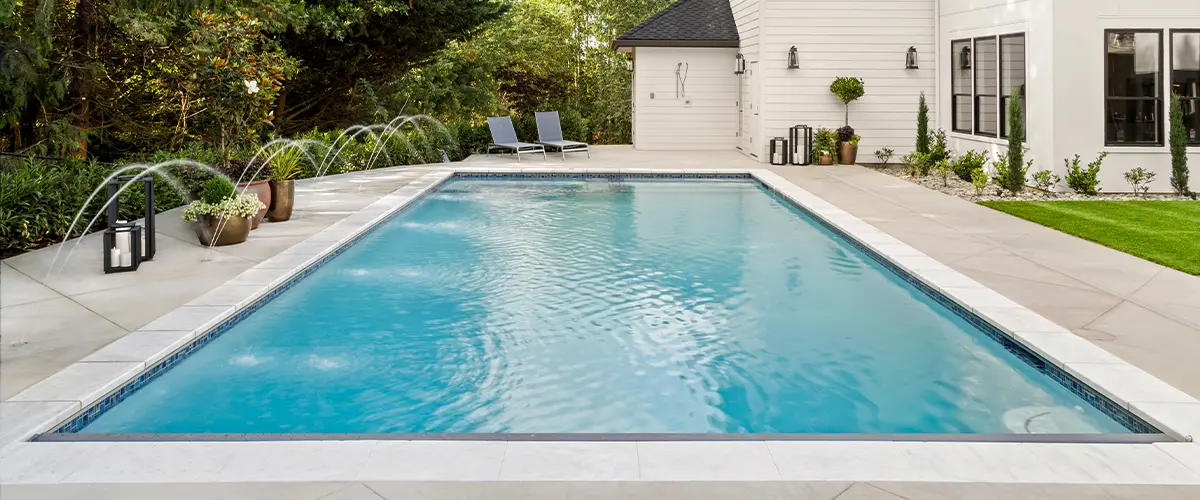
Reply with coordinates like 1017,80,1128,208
1169,93,1190,196
980,201,1200,275
829,77,864,126
1064,152,1108,195
2,0,660,158
992,150,1031,195
200,177,235,204
952,150,987,182
1004,87,1025,193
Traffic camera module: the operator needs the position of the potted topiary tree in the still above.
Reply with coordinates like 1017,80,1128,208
183,176,265,246
267,146,304,222
830,77,865,165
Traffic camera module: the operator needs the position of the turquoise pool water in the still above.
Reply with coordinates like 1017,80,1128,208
79,178,1131,434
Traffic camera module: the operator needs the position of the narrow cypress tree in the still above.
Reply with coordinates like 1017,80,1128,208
916,92,930,154
1170,93,1191,196
1005,86,1025,193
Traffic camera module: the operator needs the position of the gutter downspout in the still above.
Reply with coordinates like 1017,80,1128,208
933,0,942,132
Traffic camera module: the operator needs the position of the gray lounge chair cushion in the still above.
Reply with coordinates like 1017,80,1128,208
487,117,540,149
534,112,589,149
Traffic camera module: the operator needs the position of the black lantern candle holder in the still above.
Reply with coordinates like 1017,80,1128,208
789,125,813,166
103,224,142,274
769,137,789,166
103,175,155,274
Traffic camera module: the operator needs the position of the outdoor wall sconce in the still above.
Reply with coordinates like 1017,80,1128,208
734,53,746,74
905,46,919,69
103,175,155,274
787,46,799,69
626,59,633,72
959,45,972,70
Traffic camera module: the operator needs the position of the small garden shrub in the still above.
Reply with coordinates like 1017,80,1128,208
874,148,894,166
952,150,987,182
934,158,953,187
812,128,839,163
1030,170,1061,191
1124,167,1156,196
1065,152,1108,195
200,176,236,204
971,168,989,195
904,152,931,177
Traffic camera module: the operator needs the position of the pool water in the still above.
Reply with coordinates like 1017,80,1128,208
80,178,1131,434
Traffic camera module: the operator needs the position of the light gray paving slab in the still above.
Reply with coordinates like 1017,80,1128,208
62,442,238,483
8,362,142,406
357,441,505,481
767,442,917,482
0,442,109,484
499,442,638,481
1132,402,1200,443
215,441,376,482
223,267,294,287
0,297,128,400
976,305,1071,334
637,442,780,481
80,330,194,365
1067,362,1198,409
256,253,319,270
0,263,61,307
1025,443,1200,485
0,402,78,447
1012,332,1127,367
1157,443,1200,475
187,285,268,309
139,305,233,334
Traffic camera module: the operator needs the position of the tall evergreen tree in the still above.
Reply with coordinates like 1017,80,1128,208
1170,93,1191,196
915,92,930,154
1005,86,1025,193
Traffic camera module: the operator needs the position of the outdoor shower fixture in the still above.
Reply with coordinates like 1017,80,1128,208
676,62,689,98
787,46,799,69
906,46,920,69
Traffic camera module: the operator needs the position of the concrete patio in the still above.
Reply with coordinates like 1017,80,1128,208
1,146,1198,498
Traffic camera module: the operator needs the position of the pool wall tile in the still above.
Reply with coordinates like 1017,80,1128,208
27,169,1180,440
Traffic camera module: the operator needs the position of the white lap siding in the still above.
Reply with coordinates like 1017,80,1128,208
755,0,938,161
633,47,739,151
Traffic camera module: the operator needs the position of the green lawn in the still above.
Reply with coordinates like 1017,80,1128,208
978,200,1200,275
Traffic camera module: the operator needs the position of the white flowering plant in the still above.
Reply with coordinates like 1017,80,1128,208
181,193,264,222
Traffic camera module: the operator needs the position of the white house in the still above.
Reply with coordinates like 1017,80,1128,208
614,0,1200,193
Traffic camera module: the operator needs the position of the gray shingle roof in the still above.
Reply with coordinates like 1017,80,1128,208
613,0,740,49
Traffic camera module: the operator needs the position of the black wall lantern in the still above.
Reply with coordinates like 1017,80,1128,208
787,46,799,69
734,53,746,74
103,175,155,274
959,45,972,70
905,46,919,69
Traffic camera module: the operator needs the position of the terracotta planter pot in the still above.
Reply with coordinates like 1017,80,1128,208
818,153,835,165
267,180,295,222
193,215,251,246
838,143,858,165
238,180,271,229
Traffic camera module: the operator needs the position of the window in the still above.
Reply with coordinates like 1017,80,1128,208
999,34,1026,139
974,37,999,136
1172,30,1200,145
951,40,972,133
1106,30,1163,146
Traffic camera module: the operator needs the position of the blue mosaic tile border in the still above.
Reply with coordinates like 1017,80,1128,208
753,180,1159,435
50,172,1156,436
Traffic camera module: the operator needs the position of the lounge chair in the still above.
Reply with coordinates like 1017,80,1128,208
535,111,590,159
486,116,546,161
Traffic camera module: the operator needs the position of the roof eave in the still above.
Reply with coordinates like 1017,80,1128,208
611,39,740,50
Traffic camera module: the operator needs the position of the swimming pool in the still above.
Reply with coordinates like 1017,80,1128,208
73,176,1141,435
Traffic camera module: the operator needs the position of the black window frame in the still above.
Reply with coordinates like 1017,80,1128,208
973,36,999,137
1105,29,1164,147
999,33,1027,140
1170,29,1200,146
951,38,973,134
